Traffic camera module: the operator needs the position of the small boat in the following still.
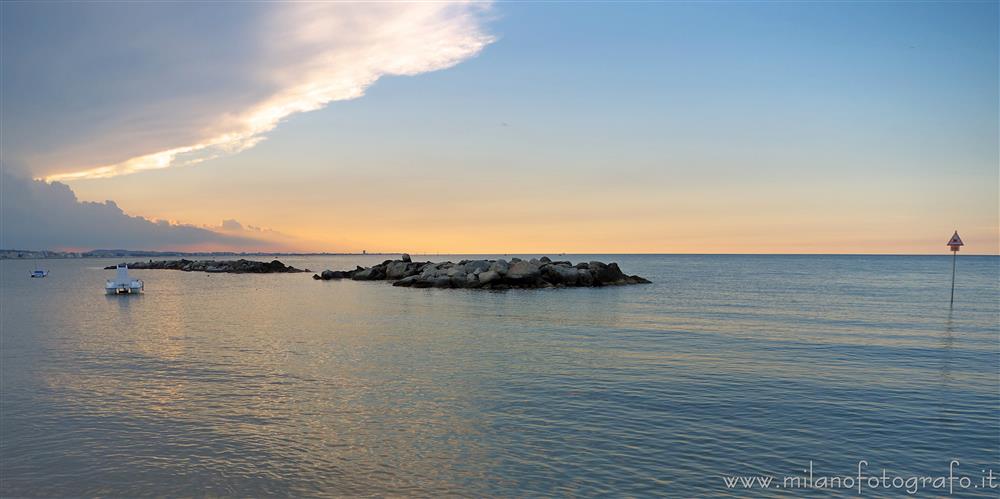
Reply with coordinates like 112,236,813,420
30,262,48,278
105,263,143,294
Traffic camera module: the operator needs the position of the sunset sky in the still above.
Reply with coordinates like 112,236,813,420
2,2,997,254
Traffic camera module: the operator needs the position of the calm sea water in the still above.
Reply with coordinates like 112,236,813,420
1,255,997,497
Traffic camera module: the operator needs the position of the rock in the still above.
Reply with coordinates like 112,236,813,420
577,269,595,286
478,270,501,285
593,262,628,284
542,264,579,285
418,263,437,277
393,275,420,287
464,273,481,288
401,253,412,263
506,261,541,281
491,259,510,275
412,278,434,288
539,256,551,263
463,260,491,274
352,267,383,281
385,261,409,279
404,263,426,277
318,269,353,279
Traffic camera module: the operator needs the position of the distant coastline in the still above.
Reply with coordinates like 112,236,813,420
0,249,389,259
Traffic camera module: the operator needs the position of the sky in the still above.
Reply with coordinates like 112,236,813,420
1,1,997,254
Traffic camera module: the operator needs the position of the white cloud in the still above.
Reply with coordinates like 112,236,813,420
35,3,494,182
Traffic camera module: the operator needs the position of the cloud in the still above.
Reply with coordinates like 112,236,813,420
219,219,244,231
0,170,276,251
207,219,318,251
0,2,493,181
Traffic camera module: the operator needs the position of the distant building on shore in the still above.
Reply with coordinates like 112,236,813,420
0,249,82,259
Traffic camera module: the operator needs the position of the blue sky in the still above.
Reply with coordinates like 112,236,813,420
1,2,997,253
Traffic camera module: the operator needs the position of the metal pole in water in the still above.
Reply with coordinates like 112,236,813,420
950,250,956,306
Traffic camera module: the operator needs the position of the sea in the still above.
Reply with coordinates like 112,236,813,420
1,255,997,497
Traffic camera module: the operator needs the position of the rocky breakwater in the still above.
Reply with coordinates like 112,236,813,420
105,259,309,273
313,254,650,289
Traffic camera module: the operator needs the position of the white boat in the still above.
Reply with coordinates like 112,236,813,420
106,263,143,294
30,269,48,278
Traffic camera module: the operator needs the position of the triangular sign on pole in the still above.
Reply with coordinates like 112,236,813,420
947,231,964,249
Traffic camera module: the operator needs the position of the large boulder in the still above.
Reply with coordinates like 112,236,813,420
392,275,420,287
463,273,481,288
478,270,501,285
593,262,628,284
385,261,410,279
403,263,426,278
463,260,491,274
506,261,541,281
542,264,579,285
412,278,434,288
419,264,439,278
401,253,412,263
352,267,383,281
491,259,510,275
318,269,353,279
